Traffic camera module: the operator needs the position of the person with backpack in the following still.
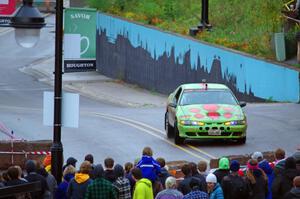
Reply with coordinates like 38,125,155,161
221,160,248,199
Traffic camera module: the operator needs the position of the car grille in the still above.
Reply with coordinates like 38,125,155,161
185,132,243,137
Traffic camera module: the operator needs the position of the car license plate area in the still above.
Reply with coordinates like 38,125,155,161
208,129,221,136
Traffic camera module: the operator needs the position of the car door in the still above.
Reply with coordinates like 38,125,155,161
168,87,182,126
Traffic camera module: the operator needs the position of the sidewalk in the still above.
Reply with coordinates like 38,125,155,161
21,57,167,107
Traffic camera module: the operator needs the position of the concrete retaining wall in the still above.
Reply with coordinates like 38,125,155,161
96,13,300,103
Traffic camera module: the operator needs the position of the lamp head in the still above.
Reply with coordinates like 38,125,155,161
10,0,46,48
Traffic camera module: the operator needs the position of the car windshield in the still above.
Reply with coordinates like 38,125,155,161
179,89,238,105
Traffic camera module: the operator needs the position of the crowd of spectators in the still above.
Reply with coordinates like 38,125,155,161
0,146,300,199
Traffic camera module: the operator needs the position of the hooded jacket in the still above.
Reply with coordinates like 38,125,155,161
133,178,154,199
67,173,93,199
55,173,74,199
137,155,161,182
213,158,230,184
209,183,224,199
259,160,274,199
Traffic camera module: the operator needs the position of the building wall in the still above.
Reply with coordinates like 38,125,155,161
96,13,300,103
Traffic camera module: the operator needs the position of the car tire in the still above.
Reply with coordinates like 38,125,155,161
174,122,184,145
237,137,246,144
165,112,174,138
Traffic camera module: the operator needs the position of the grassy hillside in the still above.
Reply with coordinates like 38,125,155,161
87,0,298,60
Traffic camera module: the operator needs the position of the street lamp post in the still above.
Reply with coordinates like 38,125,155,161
10,0,64,183
198,0,212,30
51,0,64,183
189,0,212,36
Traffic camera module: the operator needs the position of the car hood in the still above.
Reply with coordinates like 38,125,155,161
177,104,245,122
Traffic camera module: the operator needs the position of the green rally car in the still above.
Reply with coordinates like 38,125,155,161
165,83,247,145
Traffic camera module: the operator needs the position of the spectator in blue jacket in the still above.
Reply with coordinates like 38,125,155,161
206,173,224,199
137,147,162,197
55,165,76,199
136,146,161,182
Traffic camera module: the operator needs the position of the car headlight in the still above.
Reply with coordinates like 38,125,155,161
179,120,205,126
224,120,246,126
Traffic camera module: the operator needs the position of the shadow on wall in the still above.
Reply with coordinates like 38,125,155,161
97,29,264,103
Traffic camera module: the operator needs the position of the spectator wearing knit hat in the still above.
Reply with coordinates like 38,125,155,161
245,159,268,199
113,164,131,199
62,157,77,172
283,176,300,199
213,157,230,184
272,157,300,199
206,173,224,199
25,160,49,199
221,160,248,199
67,161,93,199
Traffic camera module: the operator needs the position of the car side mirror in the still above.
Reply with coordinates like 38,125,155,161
169,102,177,108
239,101,247,107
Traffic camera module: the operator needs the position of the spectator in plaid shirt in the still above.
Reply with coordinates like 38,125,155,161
113,164,132,199
182,178,208,199
85,164,117,199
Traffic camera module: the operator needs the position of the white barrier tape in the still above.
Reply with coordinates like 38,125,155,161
29,151,51,155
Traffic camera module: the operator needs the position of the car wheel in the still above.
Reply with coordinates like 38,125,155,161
237,137,246,144
165,112,174,138
174,122,184,145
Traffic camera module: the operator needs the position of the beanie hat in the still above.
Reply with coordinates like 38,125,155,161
114,164,124,178
206,173,217,183
25,160,36,173
247,159,258,170
230,160,240,172
66,157,77,167
218,157,229,170
251,151,263,160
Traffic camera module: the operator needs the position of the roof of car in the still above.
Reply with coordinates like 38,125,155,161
181,83,229,90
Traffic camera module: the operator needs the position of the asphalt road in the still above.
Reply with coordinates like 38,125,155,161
0,15,300,168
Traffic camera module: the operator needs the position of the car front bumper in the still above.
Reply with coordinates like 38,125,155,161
178,123,247,139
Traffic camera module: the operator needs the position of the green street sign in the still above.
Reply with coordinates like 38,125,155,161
64,8,97,72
